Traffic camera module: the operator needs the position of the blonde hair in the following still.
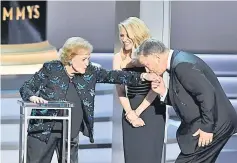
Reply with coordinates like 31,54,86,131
59,37,93,65
119,17,151,51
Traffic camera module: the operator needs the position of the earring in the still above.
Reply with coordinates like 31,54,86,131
69,61,72,66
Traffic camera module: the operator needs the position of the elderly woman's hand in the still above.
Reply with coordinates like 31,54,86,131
29,96,48,104
141,72,159,82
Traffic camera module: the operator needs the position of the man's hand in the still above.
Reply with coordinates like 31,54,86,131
193,129,213,147
125,110,139,123
151,76,166,96
131,118,145,127
29,96,48,104
141,73,159,82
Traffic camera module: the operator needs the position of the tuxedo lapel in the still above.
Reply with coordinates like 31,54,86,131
163,71,170,90
170,50,180,70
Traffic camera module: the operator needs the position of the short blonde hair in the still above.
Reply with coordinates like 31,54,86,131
59,37,93,65
119,17,151,49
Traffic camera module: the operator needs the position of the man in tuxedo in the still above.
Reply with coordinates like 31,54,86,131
134,38,237,163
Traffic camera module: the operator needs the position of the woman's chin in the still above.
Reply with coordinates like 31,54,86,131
124,45,133,51
79,70,86,74
74,70,86,75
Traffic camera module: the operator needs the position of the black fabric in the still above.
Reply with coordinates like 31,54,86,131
26,131,79,163
175,121,235,163
122,67,166,163
123,67,150,97
52,82,84,139
26,82,83,163
166,50,237,159
66,82,83,138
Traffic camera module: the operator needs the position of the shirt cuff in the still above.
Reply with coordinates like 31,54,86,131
160,88,168,102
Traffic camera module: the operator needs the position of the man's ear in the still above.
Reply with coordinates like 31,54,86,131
154,54,160,62
155,53,160,59
132,58,144,67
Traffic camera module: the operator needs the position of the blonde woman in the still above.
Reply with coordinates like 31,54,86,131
113,17,166,163
20,37,158,163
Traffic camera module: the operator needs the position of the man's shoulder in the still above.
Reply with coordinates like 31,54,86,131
174,62,193,73
173,51,197,68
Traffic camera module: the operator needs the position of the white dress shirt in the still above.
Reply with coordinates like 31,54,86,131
160,49,173,102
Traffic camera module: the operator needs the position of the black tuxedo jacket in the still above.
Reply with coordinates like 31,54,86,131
165,50,237,154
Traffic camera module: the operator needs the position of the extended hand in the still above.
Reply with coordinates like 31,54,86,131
193,129,213,147
142,73,159,82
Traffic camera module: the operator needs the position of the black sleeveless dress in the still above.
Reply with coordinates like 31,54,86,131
122,67,166,163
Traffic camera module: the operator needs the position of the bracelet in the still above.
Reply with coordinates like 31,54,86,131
141,73,146,81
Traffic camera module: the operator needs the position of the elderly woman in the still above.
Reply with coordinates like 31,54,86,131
19,37,157,163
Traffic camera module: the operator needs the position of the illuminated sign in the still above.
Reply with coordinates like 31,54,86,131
2,5,40,21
